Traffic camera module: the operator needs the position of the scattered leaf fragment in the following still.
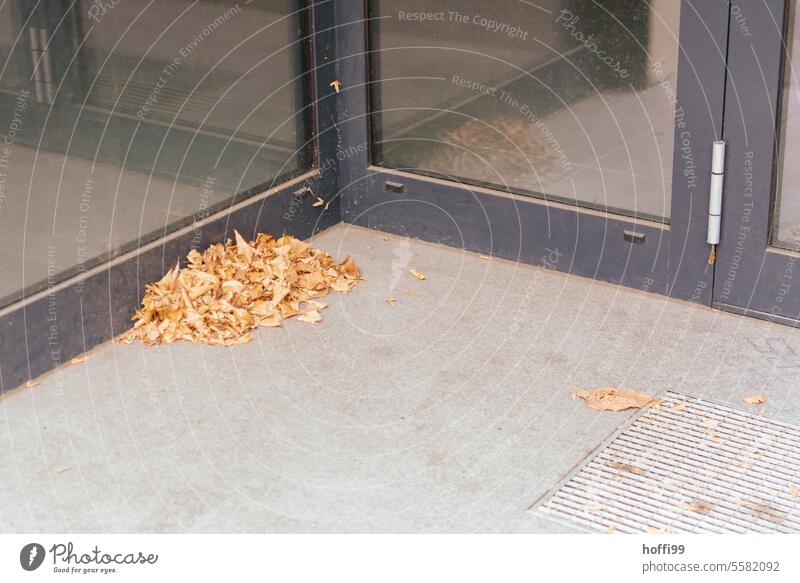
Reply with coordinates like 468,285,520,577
479,254,493,260
645,525,677,534
55,467,70,475
386,297,397,305
297,310,322,324
678,498,713,515
583,502,604,514
537,505,551,514
404,289,416,296
383,235,390,241
745,502,784,524
119,233,361,346
672,403,686,411
571,387,653,412
69,356,88,365
791,484,799,499
312,197,325,207
705,427,722,443
608,460,646,476
743,394,766,405
25,380,39,388
409,268,426,281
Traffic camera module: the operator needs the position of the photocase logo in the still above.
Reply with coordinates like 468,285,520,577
20,543,46,571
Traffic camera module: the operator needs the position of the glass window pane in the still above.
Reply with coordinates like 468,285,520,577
368,0,681,223
773,0,800,250
0,0,312,308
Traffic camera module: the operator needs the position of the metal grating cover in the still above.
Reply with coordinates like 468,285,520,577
538,391,800,533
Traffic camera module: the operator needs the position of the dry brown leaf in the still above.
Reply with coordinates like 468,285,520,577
644,525,677,534
571,387,653,412
312,197,325,207
743,394,766,405
120,233,361,346
409,268,426,281
678,498,713,515
705,427,722,443
234,230,254,263
791,484,799,499
583,502,604,514
298,310,322,324
69,356,88,365
383,235,390,241
608,461,646,476
386,298,397,305
55,466,70,474
672,403,686,411
25,380,39,388
479,254,493,260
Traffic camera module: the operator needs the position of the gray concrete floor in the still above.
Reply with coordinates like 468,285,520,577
3,223,800,533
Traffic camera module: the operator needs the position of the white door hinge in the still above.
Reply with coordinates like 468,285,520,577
707,140,726,245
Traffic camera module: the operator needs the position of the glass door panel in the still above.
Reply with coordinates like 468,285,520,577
368,0,681,223
0,0,312,308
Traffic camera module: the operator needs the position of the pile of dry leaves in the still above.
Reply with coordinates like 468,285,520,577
119,231,360,346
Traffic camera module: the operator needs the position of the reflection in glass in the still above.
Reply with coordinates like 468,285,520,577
0,0,311,307
368,0,681,222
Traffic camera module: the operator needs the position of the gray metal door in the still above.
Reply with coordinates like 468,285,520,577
334,1,730,304
714,0,800,325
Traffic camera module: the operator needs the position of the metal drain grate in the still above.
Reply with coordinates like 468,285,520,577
538,391,800,533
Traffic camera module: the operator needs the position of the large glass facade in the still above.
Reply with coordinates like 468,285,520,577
0,0,312,307
368,0,681,223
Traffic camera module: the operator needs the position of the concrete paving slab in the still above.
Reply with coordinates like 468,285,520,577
2,223,799,533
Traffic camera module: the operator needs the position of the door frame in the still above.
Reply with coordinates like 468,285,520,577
713,0,800,326
334,0,729,304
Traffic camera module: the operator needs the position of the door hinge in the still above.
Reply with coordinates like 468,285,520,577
707,140,726,246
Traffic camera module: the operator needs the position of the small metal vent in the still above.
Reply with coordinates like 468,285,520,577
537,391,800,533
